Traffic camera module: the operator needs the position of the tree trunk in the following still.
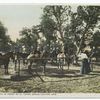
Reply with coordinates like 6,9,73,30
76,25,89,55
59,29,65,52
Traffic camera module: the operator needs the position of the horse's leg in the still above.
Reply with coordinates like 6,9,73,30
90,61,93,71
58,65,60,69
24,59,27,65
61,63,64,74
43,65,45,74
25,59,28,65
4,64,7,74
28,60,32,72
58,60,61,69
59,62,61,69
6,64,9,74
23,59,25,65
4,64,9,75
15,60,17,71
57,62,60,69
42,61,46,74
56,58,57,64
67,61,70,70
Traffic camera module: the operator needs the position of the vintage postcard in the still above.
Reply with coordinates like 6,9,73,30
0,2,100,98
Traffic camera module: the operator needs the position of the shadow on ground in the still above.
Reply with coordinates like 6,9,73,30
0,65,100,82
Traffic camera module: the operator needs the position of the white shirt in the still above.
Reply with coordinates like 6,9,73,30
78,53,88,60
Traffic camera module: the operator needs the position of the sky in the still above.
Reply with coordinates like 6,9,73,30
0,5,78,42
0,5,44,41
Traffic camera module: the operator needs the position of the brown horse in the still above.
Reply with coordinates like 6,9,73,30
0,52,14,74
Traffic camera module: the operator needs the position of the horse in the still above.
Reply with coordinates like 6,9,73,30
57,52,66,72
65,53,73,70
14,52,30,71
27,50,50,74
50,49,59,64
0,52,14,74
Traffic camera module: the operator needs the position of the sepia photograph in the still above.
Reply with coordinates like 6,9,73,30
0,3,100,98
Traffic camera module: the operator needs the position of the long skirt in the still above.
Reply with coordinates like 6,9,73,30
80,59,91,74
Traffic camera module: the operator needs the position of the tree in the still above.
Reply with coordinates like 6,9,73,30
89,30,100,61
0,22,7,39
42,5,72,51
0,21,12,52
40,14,57,51
65,6,100,55
76,6,100,54
19,26,41,52
20,27,34,52
90,30,100,49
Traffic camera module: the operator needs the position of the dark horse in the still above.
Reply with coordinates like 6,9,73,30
14,52,30,71
14,52,30,63
27,50,50,74
0,52,14,74
65,53,74,70
50,49,59,64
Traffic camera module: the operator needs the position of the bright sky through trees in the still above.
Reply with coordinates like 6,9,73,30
0,4,78,41
0,5,44,41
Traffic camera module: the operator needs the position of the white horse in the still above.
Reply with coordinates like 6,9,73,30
57,52,65,70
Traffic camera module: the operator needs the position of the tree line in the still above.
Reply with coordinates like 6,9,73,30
0,5,100,56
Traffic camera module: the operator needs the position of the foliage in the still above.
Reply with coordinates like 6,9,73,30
19,27,39,52
92,31,100,47
66,6,100,54
40,5,73,53
40,14,57,51
1,5,100,54
76,6,100,53
0,21,12,52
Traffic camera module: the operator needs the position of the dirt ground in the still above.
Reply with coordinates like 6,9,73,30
0,61,100,93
